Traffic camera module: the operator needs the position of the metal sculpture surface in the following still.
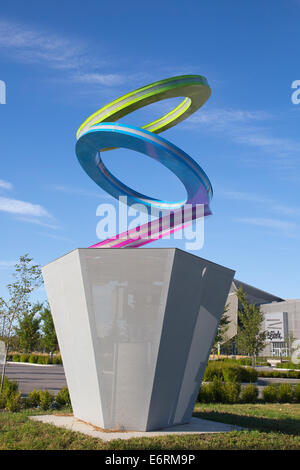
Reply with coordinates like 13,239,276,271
75,75,212,247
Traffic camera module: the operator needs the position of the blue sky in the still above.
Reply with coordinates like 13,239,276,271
0,0,300,301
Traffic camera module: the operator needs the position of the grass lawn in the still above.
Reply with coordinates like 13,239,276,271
0,403,299,450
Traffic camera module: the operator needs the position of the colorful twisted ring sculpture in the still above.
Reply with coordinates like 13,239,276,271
75,75,213,248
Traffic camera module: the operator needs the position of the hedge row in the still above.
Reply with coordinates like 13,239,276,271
203,362,258,383
213,357,268,367
258,369,300,379
8,353,62,365
275,361,300,370
262,383,300,403
198,380,300,404
0,377,70,412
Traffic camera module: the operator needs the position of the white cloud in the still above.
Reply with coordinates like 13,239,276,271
54,185,110,199
0,19,87,71
237,217,297,236
220,190,273,205
38,232,75,243
0,260,16,268
15,216,60,230
184,107,300,164
0,179,13,190
221,190,300,219
73,73,125,86
188,109,270,126
0,196,50,217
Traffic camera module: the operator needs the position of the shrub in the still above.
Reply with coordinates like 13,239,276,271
0,378,21,411
258,370,300,379
28,354,39,364
276,361,300,370
223,382,240,403
222,365,243,383
5,391,22,412
0,394,6,409
198,379,225,403
39,390,54,410
240,384,259,403
27,389,41,407
37,355,50,365
203,363,223,382
198,379,240,404
0,376,18,401
295,383,300,402
204,362,257,384
52,355,62,365
55,387,71,407
19,354,30,363
278,383,294,403
12,354,20,362
210,379,227,402
237,357,252,366
262,384,279,403
245,367,258,383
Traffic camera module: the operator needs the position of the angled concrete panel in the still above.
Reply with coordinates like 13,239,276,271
42,248,234,431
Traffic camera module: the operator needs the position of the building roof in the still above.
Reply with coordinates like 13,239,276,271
231,279,284,306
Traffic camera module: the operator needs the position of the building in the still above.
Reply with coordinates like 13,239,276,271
225,279,300,357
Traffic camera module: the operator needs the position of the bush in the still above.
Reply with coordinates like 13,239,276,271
245,367,258,383
222,365,243,383
203,363,223,381
295,383,300,402
262,384,279,403
55,387,71,407
237,357,252,366
19,354,30,363
28,354,39,364
39,390,54,410
5,391,22,412
278,383,294,403
198,379,240,404
37,355,50,365
52,355,62,365
204,362,257,384
276,361,300,370
27,389,41,407
258,369,300,379
0,377,20,411
224,382,241,403
12,354,20,362
240,384,259,403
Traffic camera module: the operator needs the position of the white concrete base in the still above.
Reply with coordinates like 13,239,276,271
43,248,235,431
30,415,244,442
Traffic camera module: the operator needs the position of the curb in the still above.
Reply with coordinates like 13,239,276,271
7,361,62,367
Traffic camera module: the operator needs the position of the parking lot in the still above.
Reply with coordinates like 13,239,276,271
4,362,67,396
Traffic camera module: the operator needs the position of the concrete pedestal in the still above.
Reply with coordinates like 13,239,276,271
42,248,234,431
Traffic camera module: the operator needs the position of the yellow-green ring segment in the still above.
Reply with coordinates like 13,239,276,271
76,75,211,148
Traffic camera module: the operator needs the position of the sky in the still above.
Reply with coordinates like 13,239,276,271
0,0,300,301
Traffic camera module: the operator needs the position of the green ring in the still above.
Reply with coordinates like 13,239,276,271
76,75,211,145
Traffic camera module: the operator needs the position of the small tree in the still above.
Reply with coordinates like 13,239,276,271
40,303,58,353
212,304,230,354
0,254,42,391
14,303,42,353
235,288,267,366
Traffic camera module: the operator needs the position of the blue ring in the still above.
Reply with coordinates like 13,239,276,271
76,123,212,212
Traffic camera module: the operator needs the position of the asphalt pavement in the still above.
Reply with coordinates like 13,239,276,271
3,362,300,398
4,362,67,396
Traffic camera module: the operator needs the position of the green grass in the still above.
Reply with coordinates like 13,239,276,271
0,404,299,450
